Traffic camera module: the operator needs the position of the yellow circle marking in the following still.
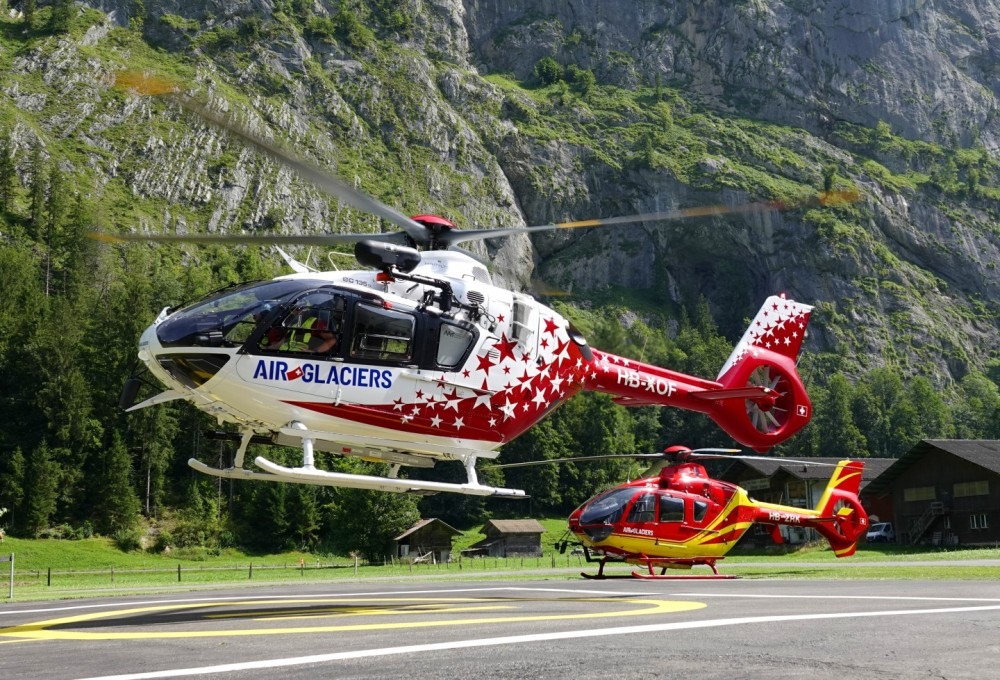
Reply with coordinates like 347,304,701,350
0,596,705,641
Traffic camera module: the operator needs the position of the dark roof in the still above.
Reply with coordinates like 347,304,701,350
394,517,461,541
721,457,893,487
863,440,1000,496
482,519,546,535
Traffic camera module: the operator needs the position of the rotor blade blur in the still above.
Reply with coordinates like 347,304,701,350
446,190,859,245
114,72,429,244
690,454,845,466
493,454,662,468
89,230,410,247
493,447,741,468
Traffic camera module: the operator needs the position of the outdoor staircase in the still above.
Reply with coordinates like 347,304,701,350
909,501,947,544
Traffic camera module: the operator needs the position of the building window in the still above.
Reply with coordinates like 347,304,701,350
969,514,990,530
954,480,989,498
943,516,951,530
903,486,936,502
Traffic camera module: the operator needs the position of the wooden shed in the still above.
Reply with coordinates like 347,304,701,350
862,440,1000,546
467,519,545,558
393,518,461,564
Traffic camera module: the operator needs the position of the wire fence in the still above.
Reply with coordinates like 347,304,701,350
0,553,591,599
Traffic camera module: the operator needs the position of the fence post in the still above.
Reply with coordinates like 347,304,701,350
249,563,253,580
48,566,52,586
177,564,181,582
4,554,12,600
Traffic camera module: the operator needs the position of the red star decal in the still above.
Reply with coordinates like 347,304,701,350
492,333,519,363
476,353,496,373
543,318,559,335
497,314,505,322
462,369,471,378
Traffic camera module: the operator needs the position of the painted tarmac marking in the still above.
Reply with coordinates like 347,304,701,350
0,596,704,641
72,603,1000,680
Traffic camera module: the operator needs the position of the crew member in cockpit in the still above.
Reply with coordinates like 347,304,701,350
279,307,338,354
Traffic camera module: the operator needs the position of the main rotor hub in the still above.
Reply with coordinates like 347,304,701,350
410,214,457,249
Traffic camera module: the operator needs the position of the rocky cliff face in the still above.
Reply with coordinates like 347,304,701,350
4,0,999,383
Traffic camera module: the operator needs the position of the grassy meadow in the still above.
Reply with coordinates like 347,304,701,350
2,522,999,602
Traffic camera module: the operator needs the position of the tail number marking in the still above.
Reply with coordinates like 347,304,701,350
616,369,676,397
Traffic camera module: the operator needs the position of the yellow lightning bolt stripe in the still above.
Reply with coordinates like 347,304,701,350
0,597,705,641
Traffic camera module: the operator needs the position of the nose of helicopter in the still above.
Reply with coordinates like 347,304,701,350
137,321,161,363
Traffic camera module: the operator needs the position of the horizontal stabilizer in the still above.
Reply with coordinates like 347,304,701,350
125,390,186,412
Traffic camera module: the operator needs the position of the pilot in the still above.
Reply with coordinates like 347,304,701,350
254,303,287,351
280,308,338,354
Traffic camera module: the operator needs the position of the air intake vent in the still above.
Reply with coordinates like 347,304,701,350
466,290,486,306
472,266,490,283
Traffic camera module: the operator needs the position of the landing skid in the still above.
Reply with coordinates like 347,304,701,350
580,554,739,580
189,425,526,497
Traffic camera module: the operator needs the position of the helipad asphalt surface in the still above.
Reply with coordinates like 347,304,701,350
2,578,999,679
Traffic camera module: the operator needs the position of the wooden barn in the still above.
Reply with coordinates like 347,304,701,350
466,519,545,558
393,518,461,563
862,440,1000,546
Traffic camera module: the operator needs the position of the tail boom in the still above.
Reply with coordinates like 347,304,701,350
750,460,868,558
585,295,814,451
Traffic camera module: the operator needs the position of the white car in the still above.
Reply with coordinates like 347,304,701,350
866,522,895,543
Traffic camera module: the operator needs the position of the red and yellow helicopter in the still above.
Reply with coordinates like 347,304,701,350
100,75,852,498
504,447,868,578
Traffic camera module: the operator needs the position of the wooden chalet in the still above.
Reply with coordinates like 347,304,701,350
862,440,1000,546
393,518,461,563
718,456,894,546
465,519,545,558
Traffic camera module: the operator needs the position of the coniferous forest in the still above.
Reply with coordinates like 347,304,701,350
1,2,999,560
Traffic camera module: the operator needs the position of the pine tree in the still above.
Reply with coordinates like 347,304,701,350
20,440,58,536
28,143,45,242
94,432,141,535
22,0,36,28
0,130,15,214
48,0,72,33
0,447,26,530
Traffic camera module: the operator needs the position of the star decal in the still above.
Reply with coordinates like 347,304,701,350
492,333,519,363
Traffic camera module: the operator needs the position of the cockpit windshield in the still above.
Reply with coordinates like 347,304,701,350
579,488,637,525
157,280,318,347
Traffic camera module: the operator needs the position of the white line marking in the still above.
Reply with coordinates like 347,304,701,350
74,604,1000,680
678,593,1000,602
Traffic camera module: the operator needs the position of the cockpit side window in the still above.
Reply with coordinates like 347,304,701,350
436,322,475,369
262,291,345,357
626,493,656,524
350,303,416,363
658,494,685,522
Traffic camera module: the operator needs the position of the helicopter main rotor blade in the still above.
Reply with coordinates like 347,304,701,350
493,447,741,468
89,231,411,247
113,72,429,245
443,190,859,246
691,454,846,467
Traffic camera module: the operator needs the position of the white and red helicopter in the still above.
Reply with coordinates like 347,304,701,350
102,77,840,498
